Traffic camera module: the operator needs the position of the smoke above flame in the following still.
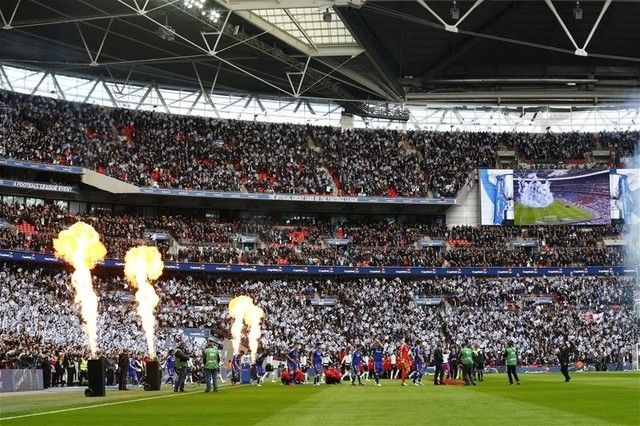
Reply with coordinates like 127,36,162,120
53,222,107,358
124,246,164,359
228,296,264,362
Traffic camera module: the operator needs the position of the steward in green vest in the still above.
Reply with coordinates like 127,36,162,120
505,347,517,366
461,346,474,366
78,356,89,386
202,340,221,393
460,343,476,386
204,346,220,369
504,341,520,386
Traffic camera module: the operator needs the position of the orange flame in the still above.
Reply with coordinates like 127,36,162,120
124,246,164,358
228,295,263,362
53,222,106,358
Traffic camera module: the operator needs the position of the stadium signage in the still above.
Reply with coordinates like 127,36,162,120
511,239,539,247
0,369,44,393
419,238,446,247
415,296,443,306
0,158,83,174
138,187,456,205
310,297,338,306
326,238,351,246
0,179,79,193
179,328,211,338
214,296,232,305
0,249,635,277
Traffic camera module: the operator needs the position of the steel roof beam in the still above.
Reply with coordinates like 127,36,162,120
334,6,403,101
214,0,361,12
8,13,138,29
417,1,516,79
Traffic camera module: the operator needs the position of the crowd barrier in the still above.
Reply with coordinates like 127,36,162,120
0,249,636,278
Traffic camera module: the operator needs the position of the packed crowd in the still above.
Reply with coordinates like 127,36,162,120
0,201,627,267
2,91,638,198
1,265,636,374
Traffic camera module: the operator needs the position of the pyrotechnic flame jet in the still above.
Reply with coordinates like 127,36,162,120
53,222,106,358
124,246,164,359
228,296,264,362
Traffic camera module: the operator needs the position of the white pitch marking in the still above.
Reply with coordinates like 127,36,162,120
1,387,232,421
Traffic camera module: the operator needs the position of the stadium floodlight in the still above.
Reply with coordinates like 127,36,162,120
450,0,460,21
574,1,583,20
323,8,332,23
207,9,220,22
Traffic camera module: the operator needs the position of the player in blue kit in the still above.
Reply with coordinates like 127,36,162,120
231,351,243,386
287,343,301,372
252,350,268,387
164,349,176,385
372,339,385,387
311,343,323,386
411,340,425,386
351,346,364,386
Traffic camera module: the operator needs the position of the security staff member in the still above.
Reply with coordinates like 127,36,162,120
449,347,459,380
64,354,76,387
118,349,129,391
78,355,88,386
504,341,520,385
202,340,220,393
460,342,476,386
558,341,572,383
174,343,190,392
432,345,444,385
475,346,486,383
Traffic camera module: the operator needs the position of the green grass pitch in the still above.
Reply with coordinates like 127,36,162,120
514,200,594,225
1,373,638,425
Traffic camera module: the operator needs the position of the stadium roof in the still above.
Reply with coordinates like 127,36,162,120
1,0,639,109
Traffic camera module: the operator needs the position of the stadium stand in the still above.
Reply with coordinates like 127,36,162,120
2,91,639,198
0,201,626,267
1,266,636,377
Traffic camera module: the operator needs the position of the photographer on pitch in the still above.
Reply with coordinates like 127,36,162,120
174,342,190,392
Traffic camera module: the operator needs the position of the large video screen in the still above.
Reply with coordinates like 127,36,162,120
479,169,514,225
611,168,640,224
513,169,610,225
